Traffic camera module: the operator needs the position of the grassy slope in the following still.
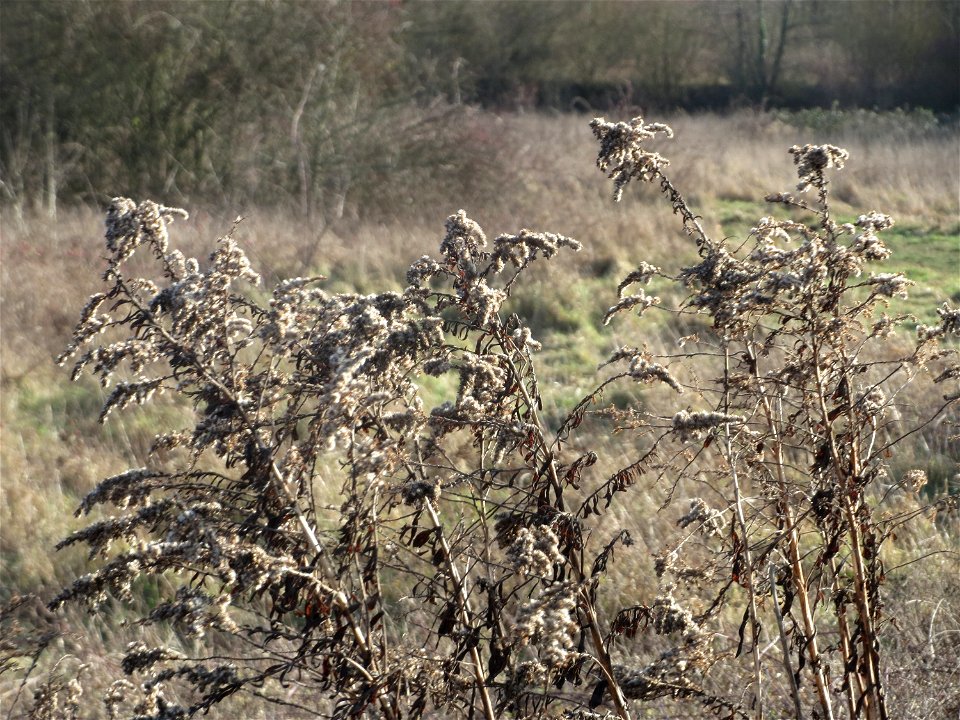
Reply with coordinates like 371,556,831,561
1,111,958,716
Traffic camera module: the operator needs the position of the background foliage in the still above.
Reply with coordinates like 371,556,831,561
2,0,958,217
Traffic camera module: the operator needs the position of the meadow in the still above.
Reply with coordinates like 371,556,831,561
1,110,958,719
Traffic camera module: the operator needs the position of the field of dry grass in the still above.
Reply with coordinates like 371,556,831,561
1,111,958,717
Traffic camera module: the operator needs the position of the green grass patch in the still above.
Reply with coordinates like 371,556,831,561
871,225,959,325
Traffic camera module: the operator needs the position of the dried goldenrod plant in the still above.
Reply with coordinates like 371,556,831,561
589,116,959,720
49,118,958,720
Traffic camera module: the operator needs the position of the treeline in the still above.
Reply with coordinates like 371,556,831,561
1,1,498,219
407,0,960,112
2,0,957,217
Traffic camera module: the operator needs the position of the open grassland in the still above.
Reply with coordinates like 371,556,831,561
2,111,959,717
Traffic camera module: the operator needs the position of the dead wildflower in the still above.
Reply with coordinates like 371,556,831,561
859,387,888,418
677,498,724,537
850,212,895,264
902,469,928,493
616,261,661,296
651,590,700,638
401,480,440,507
104,198,188,267
654,550,678,579
600,346,682,393
593,115,959,720
511,326,541,352
121,643,184,675
513,581,580,669
103,680,136,720
614,639,714,701
56,198,602,720
919,302,960,341
671,409,744,442
868,272,912,298
590,115,674,201
789,143,849,191
871,314,898,338
490,229,582,272
751,216,798,245
603,289,661,324
47,114,957,720
506,525,564,578
856,211,895,232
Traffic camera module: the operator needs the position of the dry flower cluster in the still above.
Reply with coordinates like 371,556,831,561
8,116,958,720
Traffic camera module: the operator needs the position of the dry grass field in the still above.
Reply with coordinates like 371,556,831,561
1,111,958,718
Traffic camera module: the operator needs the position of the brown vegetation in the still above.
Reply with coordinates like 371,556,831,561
1,112,958,719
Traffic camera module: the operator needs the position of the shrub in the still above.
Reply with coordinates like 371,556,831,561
41,117,960,719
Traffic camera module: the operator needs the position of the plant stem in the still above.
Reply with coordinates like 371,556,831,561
810,342,887,720
747,342,835,720
423,499,498,720
769,562,804,719
724,347,764,720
